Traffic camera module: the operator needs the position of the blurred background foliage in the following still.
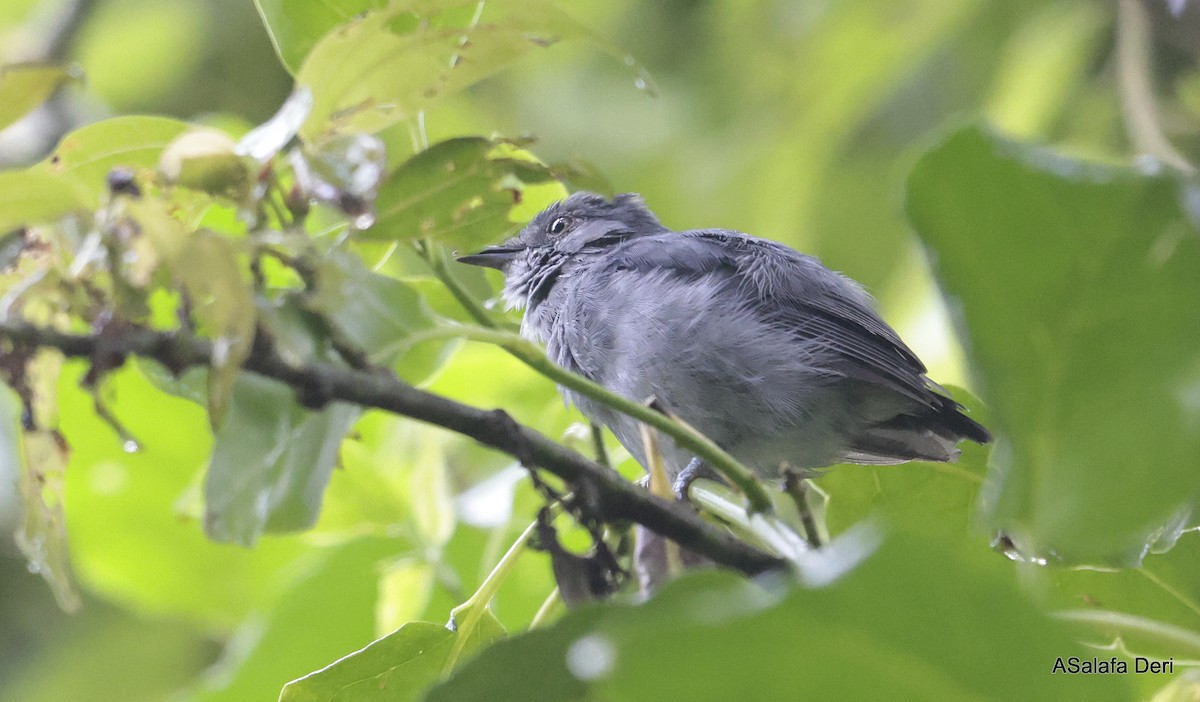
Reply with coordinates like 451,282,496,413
1,0,1199,700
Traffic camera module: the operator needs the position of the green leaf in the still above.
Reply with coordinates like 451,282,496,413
296,1,595,140
369,137,561,250
0,63,78,132
428,534,1131,702
279,622,454,702
279,608,504,702
253,0,384,75
182,233,257,424
409,434,455,548
817,386,991,546
308,250,451,382
158,128,251,197
57,361,307,627
191,537,405,702
0,168,90,233
1033,533,1200,661
134,209,257,424
906,124,1200,565
203,374,360,546
38,115,192,206
3,354,81,613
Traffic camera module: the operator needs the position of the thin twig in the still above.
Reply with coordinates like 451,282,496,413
414,240,511,330
429,323,775,514
1116,0,1197,174
0,319,784,577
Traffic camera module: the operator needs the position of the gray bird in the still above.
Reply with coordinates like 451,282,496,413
459,192,990,487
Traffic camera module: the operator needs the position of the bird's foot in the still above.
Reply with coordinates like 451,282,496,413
672,457,721,501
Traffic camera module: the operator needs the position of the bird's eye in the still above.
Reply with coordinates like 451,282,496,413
549,217,568,235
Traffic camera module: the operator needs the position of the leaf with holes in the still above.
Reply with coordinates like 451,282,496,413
296,1,597,140
369,137,562,251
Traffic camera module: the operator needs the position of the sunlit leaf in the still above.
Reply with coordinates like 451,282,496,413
296,1,599,140
158,128,251,197
279,622,454,702
369,137,561,250
191,537,405,701
377,558,436,634
409,434,455,548
58,361,306,626
38,116,192,206
0,63,79,132
253,0,384,75
907,124,1200,566
203,373,360,546
279,607,504,701
0,169,90,233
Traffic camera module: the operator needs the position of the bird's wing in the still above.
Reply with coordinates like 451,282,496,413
605,230,938,407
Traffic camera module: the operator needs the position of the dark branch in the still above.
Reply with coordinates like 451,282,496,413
0,320,784,577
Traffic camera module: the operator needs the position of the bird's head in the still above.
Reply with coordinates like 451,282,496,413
457,191,665,308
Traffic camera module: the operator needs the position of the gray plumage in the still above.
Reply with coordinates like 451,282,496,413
460,192,990,480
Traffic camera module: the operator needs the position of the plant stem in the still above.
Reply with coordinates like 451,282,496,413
529,587,564,629
0,320,783,576
444,324,773,514
590,422,611,468
443,519,538,674
1116,0,1196,174
688,480,808,563
415,241,518,330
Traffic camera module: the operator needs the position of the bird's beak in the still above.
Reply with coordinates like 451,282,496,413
456,245,522,270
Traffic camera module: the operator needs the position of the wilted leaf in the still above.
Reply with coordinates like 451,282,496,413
133,202,256,422
203,373,360,546
2,358,81,612
369,137,561,250
906,124,1200,565
0,63,79,132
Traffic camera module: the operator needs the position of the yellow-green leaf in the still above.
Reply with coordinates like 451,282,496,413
0,63,79,132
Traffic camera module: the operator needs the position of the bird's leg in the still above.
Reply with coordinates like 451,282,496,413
782,466,823,548
672,457,721,501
